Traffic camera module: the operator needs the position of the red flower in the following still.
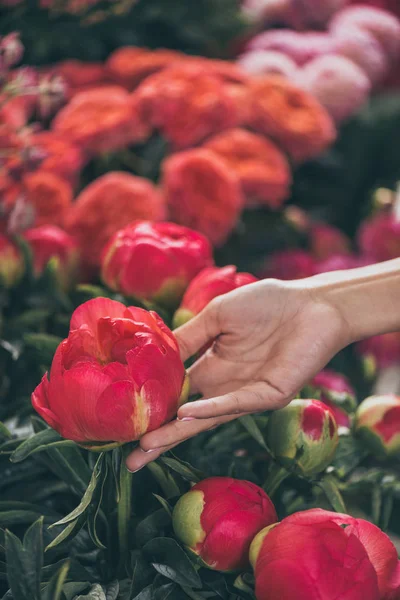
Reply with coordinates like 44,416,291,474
248,75,336,162
32,298,188,445
309,369,357,428
0,233,24,288
51,60,108,90
162,149,244,246
251,508,400,600
31,131,85,187
23,171,73,229
358,212,400,262
67,172,166,272
23,225,79,291
172,477,277,572
132,65,238,148
52,86,149,155
355,394,400,458
173,265,257,328
101,221,214,308
357,332,400,369
309,223,351,260
106,47,185,91
204,128,291,209
259,249,317,280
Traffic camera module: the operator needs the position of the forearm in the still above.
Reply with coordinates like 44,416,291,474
301,258,400,344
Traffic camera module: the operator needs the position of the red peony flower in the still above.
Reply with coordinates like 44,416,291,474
31,131,85,187
32,298,188,445
173,265,257,328
249,76,336,162
251,508,400,600
132,65,238,149
52,60,109,89
0,233,24,288
52,86,149,155
357,332,400,369
358,212,400,262
172,477,277,572
204,128,292,209
309,369,357,428
162,149,244,247
106,47,186,91
67,172,166,272
259,249,317,280
309,223,351,260
23,225,79,291
23,171,73,229
101,221,214,308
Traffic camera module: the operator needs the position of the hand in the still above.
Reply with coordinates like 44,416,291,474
125,277,350,472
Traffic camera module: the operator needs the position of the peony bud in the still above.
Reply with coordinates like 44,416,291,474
251,508,400,600
330,5,400,61
309,369,357,428
354,394,400,458
173,265,257,328
32,298,189,447
265,399,339,477
0,33,24,71
101,221,214,308
297,55,371,123
23,225,79,291
0,233,24,288
172,477,277,572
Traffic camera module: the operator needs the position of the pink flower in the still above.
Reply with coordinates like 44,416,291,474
247,31,335,66
238,50,298,78
259,249,317,280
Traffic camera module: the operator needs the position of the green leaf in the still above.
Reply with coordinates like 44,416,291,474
318,475,347,513
23,518,43,592
136,509,171,548
239,415,269,451
153,494,172,517
132,586,152,600
10,429,74,463
0,423,11,441
161,457,202,483
146,462,181,498
105,581,119,600
380,492,394,531
372,486,382,526
23,333,62,364
331,434,369,479
0,511,48,528
75,583,107,600
153,582,189,600
5,519,43,600
62,582,90,600
143,537,201,589
45,519,82,551
50,454,105,528
41,560,70,600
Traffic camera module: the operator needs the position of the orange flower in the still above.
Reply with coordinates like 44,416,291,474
204,128,291,208
186,57,249,84
23,171,73,228
54,60,108,88
67,172,166,272
132,65,238,148
162,148,244,246
31,131,85,187
224,83,253,127
52,86,149,155
106,47,185,90
249,76,336,162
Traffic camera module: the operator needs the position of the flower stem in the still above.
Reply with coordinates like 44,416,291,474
117,446,133,576
263,462,289,497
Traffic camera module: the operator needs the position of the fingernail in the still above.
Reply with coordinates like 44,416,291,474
126,466,143,473
177,416,195,422
143,447,159,453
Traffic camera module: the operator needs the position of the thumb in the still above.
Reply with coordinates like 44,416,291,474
173,301,221,362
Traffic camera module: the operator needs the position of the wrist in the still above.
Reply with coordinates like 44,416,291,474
303,259,400,345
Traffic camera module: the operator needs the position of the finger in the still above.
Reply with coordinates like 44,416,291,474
187,351,236,396
174,303,220,362
178,381,286,420
125,443,177,473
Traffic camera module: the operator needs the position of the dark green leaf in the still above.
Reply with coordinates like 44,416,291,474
51,454,105,528
135,509,171,548
75,584,106,600
132,586,152,600
0,423,11,441
23,518,43,594
62,582,90,600
5,524,42,600
239,416,268,451
143,538,201,589
153,495,172,517
153,582,189,600
105,581,119,600
317,476,347,513
10,429,66,463
331,434,369,479
372,486,382,526
381,493,394,531
23,333,62,364
161,457,202,483
45,518,82,551
41,560,70,600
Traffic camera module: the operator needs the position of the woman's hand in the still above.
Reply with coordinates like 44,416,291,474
125,277,350,472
